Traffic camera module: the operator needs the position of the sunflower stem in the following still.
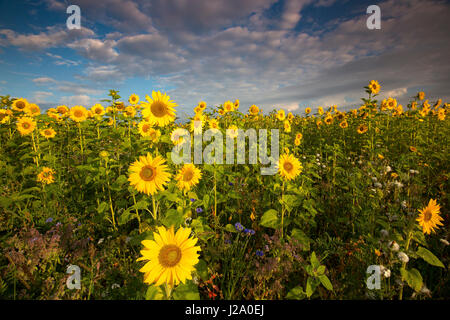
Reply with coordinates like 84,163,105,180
164,283,172,300
152,195,157,221
132,193,142,233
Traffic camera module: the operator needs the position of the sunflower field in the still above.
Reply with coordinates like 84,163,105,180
0,83,449,300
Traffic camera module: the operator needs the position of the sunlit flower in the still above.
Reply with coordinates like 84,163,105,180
224,100,234,113
16,116,36,135
128,153,171,195
171,127,187,145
12,98,28,112
276,109,286,121
357,124,368,134
142,91,177,127
249,104,259,116
69,106,88,122
227,125,239,139
137,226,201,287
40,127,56,139
176,163,202,191
418,91,425,100
368,80,381,94
417,199,444,235
278,153,302,181
129,94,140,105
24,103,41,117
37,167,56,184
305,107,311,115
91,104,105,117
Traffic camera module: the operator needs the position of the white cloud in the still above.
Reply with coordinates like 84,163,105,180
59,94,94,107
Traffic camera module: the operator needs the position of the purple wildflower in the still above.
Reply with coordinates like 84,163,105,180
234,222,244,232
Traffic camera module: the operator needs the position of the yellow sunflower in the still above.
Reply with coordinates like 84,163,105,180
223,100,234,113
294,138,301,146
295,133,303,140
386,98,397,110
339,120,348,128
194,106,203,114
40,127,56,139
16,116,36,135
142,91,177,127
324,115,333,125
69,106,88,122
234,99,240,109
91,104,105,117
209,118,220,132
305,107,311,115
129,94,140,105
0,109,10,124
249,105,259,116
171,127,187,145
12,98,28,112
148,128,161,143
418,91,425,100
190,113,204,134
357,124,368,134
276,109,286,121
198,101,207,111
37,167,56,184
25,103,41,117
56,105,69,116
318,106,324,115
128,153,171,195
283,120,291,133
227,125,239,139
278,153,302,181
218,108,225,116
287,112,294,121
124,106,136,118
368,80,381,94
176,163,202,191
138,120,153,137
137,226,201,287
416,199,444,235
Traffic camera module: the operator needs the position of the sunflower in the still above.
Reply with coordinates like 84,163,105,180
70,106,88,122
91,104,105,117
218,108,225,116
249,105,259,116
12,98,28,112
129,94,140,105
209,119,220,132
283,120,291,133
115,101,125,111
386,98,397,110
418,91,425,100
317,106,324,115
142,91,177,127
368,80,381,94
357,124,368,134
194,106,203,114
176,163,202,191
198,101,207,111
148,128,161,143
171,127,187,145
295,133,303,141
124,106,136,118
437,109,446,121
190,113,204,134
305,107,311,115
223,100,234,113
137,226,201,287
37,167,56,184
278,153,302,181
409,146,417,152
433,99,442,109
56,105,69,116
128,153,171,195
324,115,333,125
40,127,56,139
233,99,240,109
227,125,239,139
339,120,348,128
17,116,36,135
25,103,41,117
276,109,286,121
416,199,444,234
294,138,301,146
0,109,10,124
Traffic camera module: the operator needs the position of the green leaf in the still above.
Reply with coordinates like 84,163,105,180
172,280,200,300
306,277,315,298
285,286,306,300
115,175,128,186
290,228,311,251
145,285,164,300
225,224,237,233
316,265,325,275
118,208,134,225
97,201,109,214
195,259,209,281
161,209,184,228
416,247,445,268
310,252,320,269
400,268,423,292
260,209,280,229
318,275,333,291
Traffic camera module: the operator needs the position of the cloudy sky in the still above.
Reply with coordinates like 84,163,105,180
0,0,449,118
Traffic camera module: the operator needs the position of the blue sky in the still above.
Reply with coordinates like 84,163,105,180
1,0,450,118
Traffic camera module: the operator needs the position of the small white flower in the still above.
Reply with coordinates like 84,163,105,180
322,164,326,168
380,229,389,238
440,239,449,246
371,188,376,193
389,241,400,252
374,182,382,188
371,176,377,182
97,238,104,245
111,283,120,289
398,251,409,263
394,181,403,188
401,200,407,209
316,153,320,158
385,166,392,173
383,269,391,278
302,156,306,160
358,160,363,165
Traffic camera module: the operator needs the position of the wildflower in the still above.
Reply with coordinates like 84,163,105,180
128,153,171,195
357,124,368,134
137,226,201,287
141,91,177,127
249,104,259,115
12,98,29,112
368,80,381,94
409,146,417,153
91,104,105,117
46,217,54,223
276,109,285,121
305,107,311,114
374,249,381,257
37,167,56,184
440,239,449,246
389,241,400,252
129,94,139,105
100,151,109,158
40,128,56,139
190,198,196,203
398,252,409,263
223,100,234,113
416,199,444,235
24,103,40,117
244,229,255,236
418,91,425,100
256,250,264,257
234,222,244,232
196,207,203,213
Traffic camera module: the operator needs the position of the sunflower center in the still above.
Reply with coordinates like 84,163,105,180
158,244,182,268
16,101,25,109
74,110,84,118
183,169,194,182
142,124,150,133
151,101,168,117
283,161,293,172
0,113,6,121
423,210,432,222
22,122,30,129
95,108,102,114
140,165,156,181
44,130,51,136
